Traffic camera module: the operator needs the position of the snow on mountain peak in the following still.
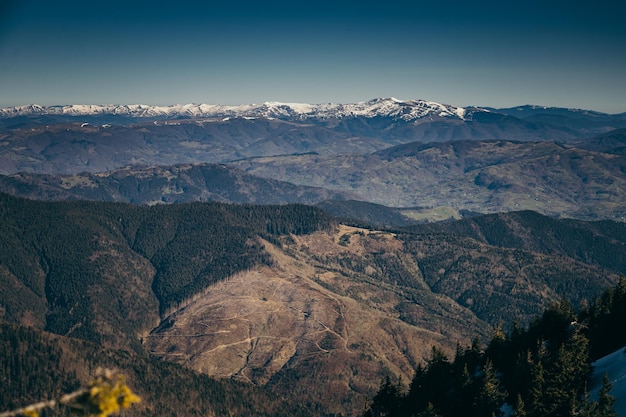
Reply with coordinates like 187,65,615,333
0,99,475,122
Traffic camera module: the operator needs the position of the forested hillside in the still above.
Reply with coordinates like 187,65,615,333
0,193,335,344
411,210,626,273
363,279,626,417
0,323,317,417
1,193,624,416
0,163,353,205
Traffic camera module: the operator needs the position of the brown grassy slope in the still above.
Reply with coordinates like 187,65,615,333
144,226,490,416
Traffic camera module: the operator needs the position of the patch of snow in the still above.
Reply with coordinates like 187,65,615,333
500,403,514,417
589,346,626,416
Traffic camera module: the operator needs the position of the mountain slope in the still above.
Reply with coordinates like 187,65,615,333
412,210,626,272
0,117,394,175
0,322,318,417
6,137,626,223
232,139,626,221
0,163,354,204
575,128,626,155
145,228,486,415
494,105,626,135
1,194,624,415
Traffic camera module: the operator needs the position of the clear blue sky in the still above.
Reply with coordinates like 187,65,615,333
1,0,625,113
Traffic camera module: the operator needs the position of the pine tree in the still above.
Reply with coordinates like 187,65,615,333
597,374,618,417
366,376,404,417
513,393,527,417
579,390,599,417
449,364,474,417
415,402,441,417
473,360,505,417
543,326,591,416
527,360,548,417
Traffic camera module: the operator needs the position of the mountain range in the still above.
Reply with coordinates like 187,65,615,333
1,98,626,416
1,98,626,222
3,98,626,125
0,98,475,121
3,97,626,139
1,135,625,222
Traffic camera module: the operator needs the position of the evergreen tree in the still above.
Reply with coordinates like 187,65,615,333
579,390,599,417
474,360,506,417
415,402,442,417
513,393,527,417
407,347,451,415
527,360,548,417
365,376,404,417
364,280,626,417
452,364,475,416
597,374,618,417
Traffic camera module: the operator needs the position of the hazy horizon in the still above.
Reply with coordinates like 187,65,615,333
1,0,625,114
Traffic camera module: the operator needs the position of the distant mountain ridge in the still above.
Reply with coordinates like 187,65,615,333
0,163,355,205
2,137,625,222
0,98,478,122
232,139,626,222
4,99,625,125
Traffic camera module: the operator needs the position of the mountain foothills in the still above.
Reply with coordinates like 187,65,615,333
1,98,626,416
1,193,626,416
0,163,355,205
2,137,625,222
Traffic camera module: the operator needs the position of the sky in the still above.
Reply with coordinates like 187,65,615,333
0,0,625,113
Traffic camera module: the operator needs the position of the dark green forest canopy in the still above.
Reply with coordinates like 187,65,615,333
0,193,336,344
365,279,626,417
0,194,334,417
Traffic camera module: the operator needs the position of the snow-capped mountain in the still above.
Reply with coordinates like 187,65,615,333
0,98,481,122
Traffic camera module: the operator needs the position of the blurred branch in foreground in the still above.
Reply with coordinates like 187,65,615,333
0,368,140,417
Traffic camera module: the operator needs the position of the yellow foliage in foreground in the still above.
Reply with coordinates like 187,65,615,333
0,368,140,417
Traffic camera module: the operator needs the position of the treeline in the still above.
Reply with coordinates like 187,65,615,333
364,278,626,417
125,201,335,314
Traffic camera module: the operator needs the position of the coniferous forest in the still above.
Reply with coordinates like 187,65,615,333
363,278,626,417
